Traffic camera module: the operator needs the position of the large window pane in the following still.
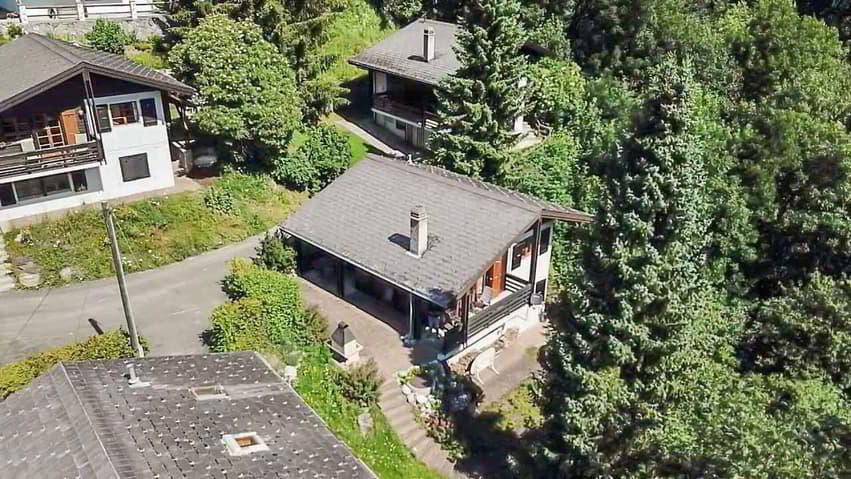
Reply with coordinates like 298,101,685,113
140,98,157,127
71,170,89,192
109,102,138,126
42,174,71,196
119,153,150,182
0,183,15,206
14,177,45,201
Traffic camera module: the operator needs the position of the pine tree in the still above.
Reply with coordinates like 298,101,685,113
539,58,719,476
429,0,527,179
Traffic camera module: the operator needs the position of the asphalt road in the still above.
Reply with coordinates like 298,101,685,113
0,235,261,365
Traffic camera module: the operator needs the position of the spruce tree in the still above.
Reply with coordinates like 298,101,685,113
429,0,527,179
539,58,719,476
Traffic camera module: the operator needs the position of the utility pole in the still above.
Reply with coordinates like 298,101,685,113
102,202,144,358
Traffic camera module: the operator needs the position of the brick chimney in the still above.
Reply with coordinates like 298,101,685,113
423,26,435,62
410,205,428,257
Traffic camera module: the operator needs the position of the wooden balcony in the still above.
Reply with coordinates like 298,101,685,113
372,94,438,129
0,141,102,179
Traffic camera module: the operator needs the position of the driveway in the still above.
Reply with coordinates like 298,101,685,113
0,235,262,365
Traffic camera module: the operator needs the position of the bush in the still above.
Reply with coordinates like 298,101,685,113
274,125,350,193
215,258,325,347
7,24,23,39
254,232,297,273
85,19,130,54
203,186,236,215
334,358,381,407
381,0,424,24
0,330,144,399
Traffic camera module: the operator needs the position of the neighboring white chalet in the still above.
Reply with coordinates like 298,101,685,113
0,34,193,229
349,19,546,150
280,155,591,361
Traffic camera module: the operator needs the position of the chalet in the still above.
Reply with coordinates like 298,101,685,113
0,34,193,229
349,18,543,149
279,155,591,361
0,352,376,478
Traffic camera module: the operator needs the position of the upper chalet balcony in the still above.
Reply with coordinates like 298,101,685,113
0,141,102,180
372,93,439,130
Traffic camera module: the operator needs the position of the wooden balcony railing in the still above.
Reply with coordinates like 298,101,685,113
372,94,438,128
466,283,533,339
0,142,102,179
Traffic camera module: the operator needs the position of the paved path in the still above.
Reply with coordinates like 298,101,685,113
0,235,262,365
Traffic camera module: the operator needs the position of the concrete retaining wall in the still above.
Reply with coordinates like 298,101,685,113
0,15,165,39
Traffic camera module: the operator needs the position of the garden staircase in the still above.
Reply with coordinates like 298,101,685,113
378,379,466,479
0,231,14,293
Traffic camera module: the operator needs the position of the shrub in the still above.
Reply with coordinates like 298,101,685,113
216,258,322,347
302,305,330,344
0,330,143,399
7,24,23,39
203,186,236,215
254,232,297,273
85,19,129,54
274,125,350,193
335,358,381,407
382,0,424,24
208,298,271,352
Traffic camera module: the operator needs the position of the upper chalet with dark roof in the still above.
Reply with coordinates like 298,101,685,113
0,352,376,479
0,34,193,229
280,155,590,359
348,18,546,150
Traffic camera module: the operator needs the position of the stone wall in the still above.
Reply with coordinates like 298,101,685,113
0,15,166,39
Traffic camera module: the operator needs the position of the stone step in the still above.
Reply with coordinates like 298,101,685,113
405,428,430,452
392,416,421,439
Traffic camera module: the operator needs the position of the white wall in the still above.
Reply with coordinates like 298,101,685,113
0,90,174,228
506,221,553,291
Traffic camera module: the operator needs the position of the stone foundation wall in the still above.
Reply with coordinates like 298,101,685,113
0,15,166,39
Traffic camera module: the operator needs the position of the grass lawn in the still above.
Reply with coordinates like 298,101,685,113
321,0,394,85
4,172,306,288
293,348,445,479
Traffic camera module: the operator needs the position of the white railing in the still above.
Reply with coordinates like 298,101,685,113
16,0,167,23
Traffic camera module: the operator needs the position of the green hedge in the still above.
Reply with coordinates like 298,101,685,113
0,330,143,399
210,259,327,351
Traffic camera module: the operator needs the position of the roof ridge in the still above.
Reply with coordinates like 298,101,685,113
57,362,122,479
27,34,82,65
366,155,554,214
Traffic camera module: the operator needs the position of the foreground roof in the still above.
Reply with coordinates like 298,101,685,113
0,34,194,112
280,155,591,307
349,18,461,87
0,352,375,479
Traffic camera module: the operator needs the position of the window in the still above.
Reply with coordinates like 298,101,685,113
535,279,547,296
95,105,112,133
1,117,31,142
119,153,150,182
539,227,552,255
32,114,64,149
109,102,138,126
14,173,72,201
511,237,533,270
140,98,158,127
0,183,15,207
71,171,89,192
395,119,406,130
191,385,228,401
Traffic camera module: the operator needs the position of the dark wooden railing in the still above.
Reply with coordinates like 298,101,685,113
372,94,438,127
0,142,102,179
466,283,533,339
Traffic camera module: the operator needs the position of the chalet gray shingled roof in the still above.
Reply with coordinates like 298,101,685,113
0,352,376,479
0,34,193,112
349,18,461,86
280,155,590,307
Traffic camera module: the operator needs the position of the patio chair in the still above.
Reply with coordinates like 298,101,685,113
477,286,494,308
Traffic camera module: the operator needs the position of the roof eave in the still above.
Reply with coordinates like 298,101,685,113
347,58,444,88
542,208,593,224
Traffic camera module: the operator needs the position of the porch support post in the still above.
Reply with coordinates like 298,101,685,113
81,70,105,160
529,218,542,289
294,240,307,276
462,293,470,346
408,293,414,339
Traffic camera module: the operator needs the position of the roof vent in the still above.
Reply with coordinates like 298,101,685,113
410,205,428,257
191,385,229,401
423,25,436,62
127,364,150,388
222,432,269,456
